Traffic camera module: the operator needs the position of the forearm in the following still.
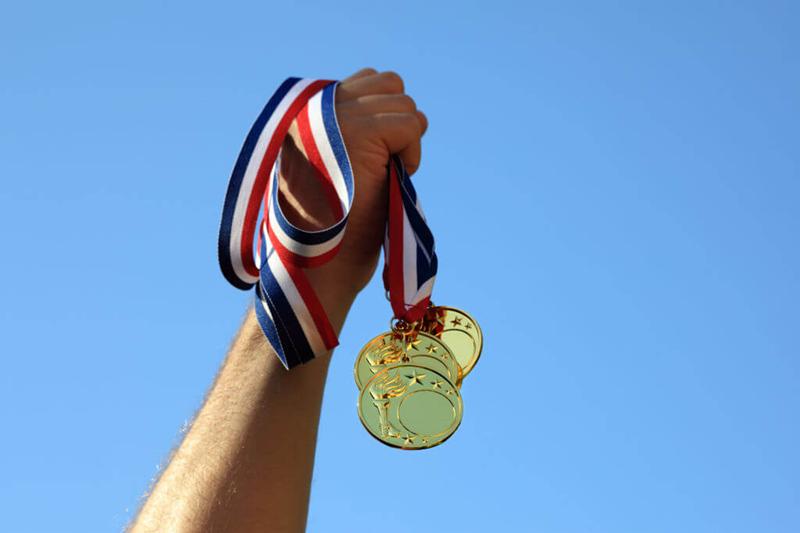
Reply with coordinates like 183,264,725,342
132,284,355,533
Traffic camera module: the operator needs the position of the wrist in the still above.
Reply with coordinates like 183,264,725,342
304,265,359,334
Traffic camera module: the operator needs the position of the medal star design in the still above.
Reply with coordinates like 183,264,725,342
450,316,463,327
405,370,426,386
405,337,422,351
464,322,472,330
426,343,438,354
430,379,444,389
402,434,416,445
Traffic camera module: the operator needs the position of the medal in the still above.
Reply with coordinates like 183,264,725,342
358,364,463,449
421,306,483,381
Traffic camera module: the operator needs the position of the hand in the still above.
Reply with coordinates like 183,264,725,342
279,68,428,304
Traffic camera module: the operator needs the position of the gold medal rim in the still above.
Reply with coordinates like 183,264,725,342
357,363,463,450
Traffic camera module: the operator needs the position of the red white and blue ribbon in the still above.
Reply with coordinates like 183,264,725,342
384,155,437,324
218,77,437,369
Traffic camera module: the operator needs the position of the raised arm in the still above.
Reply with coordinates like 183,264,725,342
130,68,427,533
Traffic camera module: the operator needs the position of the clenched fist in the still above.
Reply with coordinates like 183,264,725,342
279,68,428,301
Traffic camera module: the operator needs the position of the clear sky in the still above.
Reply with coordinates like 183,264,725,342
2,1,798,531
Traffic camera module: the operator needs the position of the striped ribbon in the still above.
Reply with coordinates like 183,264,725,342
218,78,437,369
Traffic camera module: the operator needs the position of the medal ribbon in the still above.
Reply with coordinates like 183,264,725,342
384,155,437,324
218,78,437,369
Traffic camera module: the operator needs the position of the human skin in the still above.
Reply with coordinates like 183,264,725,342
130,68,428,533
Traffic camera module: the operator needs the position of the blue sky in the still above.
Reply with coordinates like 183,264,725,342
1,1,798,531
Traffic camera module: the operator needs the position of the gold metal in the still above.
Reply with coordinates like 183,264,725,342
357,364,463,450
421,306,483,380
354,331,460,389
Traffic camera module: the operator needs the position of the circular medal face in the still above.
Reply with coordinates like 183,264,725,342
421,307,483,380
358,364,463,450
354,331,460,389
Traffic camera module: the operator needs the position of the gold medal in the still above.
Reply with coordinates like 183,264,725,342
355,308,480,449
358,363,463,449
421,306,483,380
353,330,461,389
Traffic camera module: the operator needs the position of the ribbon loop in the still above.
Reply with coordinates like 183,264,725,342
219,78,437,369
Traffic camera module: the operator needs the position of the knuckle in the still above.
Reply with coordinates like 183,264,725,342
397,115,422,139
380,71,405,92
406,113,423,130
397,94,417,112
